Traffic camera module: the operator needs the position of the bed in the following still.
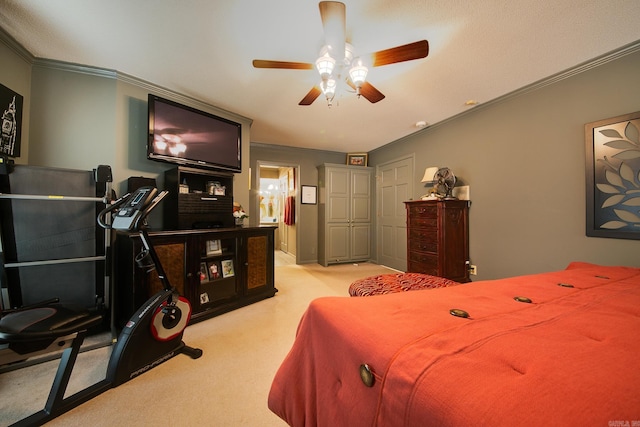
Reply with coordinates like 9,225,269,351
268,262,640,426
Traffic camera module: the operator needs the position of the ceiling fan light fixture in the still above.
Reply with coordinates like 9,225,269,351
321,78,337,107
321,78,337,96
253,4,429,107
315,51,336,79
349,59,368,92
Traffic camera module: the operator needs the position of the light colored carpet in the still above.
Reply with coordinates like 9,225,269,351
0,253,394,426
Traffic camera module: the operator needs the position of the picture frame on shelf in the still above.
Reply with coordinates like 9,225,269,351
206,239,222,255
207,261,221,280
346,153,368,167
221,259,235,278
199,262,208,283
199,292,210,305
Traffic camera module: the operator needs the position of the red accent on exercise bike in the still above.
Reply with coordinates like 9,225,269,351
150,296,192,341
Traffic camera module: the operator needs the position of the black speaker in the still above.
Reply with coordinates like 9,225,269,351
127,176,156,193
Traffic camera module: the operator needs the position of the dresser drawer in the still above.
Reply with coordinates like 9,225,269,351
409,216,438,228
408,203,437,217
408,251,437,266
409,227,437,242
409,238,437,253
408,258,438,275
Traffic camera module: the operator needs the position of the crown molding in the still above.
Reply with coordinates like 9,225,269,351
0,26,34,64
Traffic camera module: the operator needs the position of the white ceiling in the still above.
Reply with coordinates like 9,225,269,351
1,0,640,153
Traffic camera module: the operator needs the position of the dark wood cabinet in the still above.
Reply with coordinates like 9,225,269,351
113,226,277,327
404,199,470,282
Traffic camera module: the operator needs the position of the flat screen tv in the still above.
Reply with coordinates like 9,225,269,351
147,94,241,173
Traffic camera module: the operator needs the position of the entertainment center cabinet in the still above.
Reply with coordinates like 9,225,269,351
114,226,277,327
114,165,276,327
163,166,235,230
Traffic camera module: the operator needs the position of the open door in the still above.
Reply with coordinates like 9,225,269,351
258,165,297,258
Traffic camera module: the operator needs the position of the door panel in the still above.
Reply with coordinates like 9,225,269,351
328,197,349,222
328,169,349,195
327,224,350,262
351,224,371,260
351,197,371,222
376,156,414,270
351,170,371,196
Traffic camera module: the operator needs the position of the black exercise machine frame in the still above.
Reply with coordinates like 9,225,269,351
1,186,202,427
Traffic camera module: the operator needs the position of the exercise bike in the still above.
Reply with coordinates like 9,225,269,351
0,186,202,426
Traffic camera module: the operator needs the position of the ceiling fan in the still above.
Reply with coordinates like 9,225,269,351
252,1,429,107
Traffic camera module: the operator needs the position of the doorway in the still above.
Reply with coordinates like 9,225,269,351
376,155,414,271
257,162,299,263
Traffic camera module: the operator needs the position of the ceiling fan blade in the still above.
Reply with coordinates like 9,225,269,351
252,59,313,70
359,82,385,103
319,1,346,59
299,86,322,105
370,40,429,67
347,79,385,103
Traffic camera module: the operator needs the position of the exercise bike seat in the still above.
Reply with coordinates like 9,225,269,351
0,304,103,364
0,305,102,341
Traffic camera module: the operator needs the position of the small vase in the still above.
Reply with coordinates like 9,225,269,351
235,217,244,227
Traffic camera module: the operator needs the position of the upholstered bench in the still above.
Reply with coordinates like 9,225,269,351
349,272,459,297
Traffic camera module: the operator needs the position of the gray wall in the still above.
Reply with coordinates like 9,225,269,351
29,63,118,170
370,48,640,280
249,143,345,264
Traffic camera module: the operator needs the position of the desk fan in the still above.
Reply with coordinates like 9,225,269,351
434,167,456,199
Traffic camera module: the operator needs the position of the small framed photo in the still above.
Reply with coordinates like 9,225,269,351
207,261,221,280
347,153,368,167
206,239,222,255
301,185,317,205
199,262,208,283
200,292,210,305
221,259,235,278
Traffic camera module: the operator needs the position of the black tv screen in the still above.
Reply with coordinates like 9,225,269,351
147,94,241,173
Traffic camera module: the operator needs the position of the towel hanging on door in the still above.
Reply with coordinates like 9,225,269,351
284,196,295,225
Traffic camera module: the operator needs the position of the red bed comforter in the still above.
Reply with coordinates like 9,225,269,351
268,262,640,426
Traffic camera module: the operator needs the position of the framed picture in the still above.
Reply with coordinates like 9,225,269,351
221,259,235,278
0,83,23,158
199,292,210,305
207,261,221,280
585,111,640,240
347,153,368,166
199,262,208,283
206,239,222,255
301,185,317,205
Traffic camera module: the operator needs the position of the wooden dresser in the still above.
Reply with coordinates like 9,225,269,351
404,199,470,282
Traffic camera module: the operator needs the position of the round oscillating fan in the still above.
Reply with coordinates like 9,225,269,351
434,167,456,199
